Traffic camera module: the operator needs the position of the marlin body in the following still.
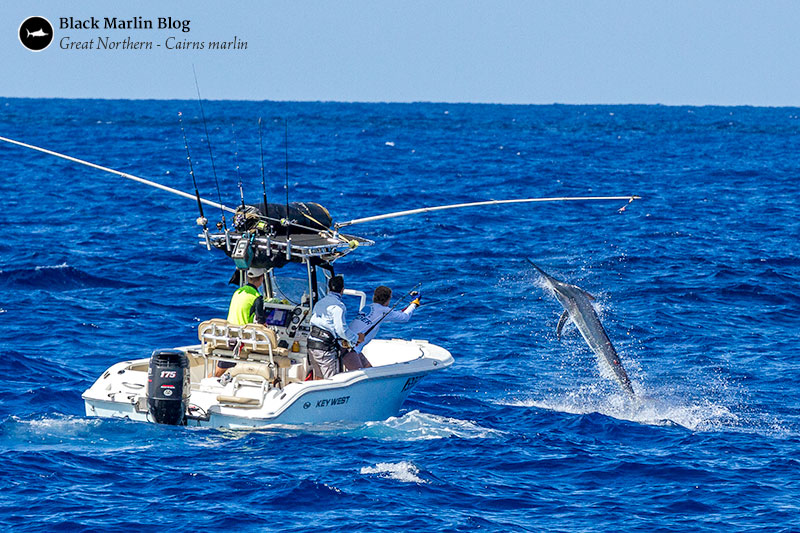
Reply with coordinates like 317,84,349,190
529,260,635,396
27,29,49,38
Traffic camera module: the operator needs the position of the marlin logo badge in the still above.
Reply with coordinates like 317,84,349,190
19,16,54,51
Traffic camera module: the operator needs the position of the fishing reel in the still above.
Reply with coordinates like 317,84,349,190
233,205,266,233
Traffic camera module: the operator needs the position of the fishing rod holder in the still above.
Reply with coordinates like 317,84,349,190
202,231,374,267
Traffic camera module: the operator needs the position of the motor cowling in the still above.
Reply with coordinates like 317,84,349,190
147,349,189,425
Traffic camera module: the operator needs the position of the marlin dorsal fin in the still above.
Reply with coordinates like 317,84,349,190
556,310,571,339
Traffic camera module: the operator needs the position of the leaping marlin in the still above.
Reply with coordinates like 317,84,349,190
26,29,49,38
529,259,635,396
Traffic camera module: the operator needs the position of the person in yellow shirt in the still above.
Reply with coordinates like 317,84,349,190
214,267,266,377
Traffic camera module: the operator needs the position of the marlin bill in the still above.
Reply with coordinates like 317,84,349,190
529,260,635,396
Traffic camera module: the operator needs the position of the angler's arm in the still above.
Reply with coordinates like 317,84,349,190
388,304,417,323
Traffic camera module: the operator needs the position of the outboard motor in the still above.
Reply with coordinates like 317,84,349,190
147,349,189,425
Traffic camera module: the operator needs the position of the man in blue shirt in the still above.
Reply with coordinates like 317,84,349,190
307,275,364,378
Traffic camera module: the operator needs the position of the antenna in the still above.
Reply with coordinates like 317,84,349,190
178,111,211,250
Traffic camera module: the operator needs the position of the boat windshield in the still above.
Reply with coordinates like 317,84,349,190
272,275,308,305
268,262,314,306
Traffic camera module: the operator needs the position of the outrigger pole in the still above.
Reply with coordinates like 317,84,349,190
334,195,641,229
0,135,236,214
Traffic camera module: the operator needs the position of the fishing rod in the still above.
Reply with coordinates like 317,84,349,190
0,135,236,215
178,112,211,250
357,282,422,344
283,118,292,260
258,117,269,215
192,65,230,250
231,124,246,210
257,117,274,257
334,195,642,230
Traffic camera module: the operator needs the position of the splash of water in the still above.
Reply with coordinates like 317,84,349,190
360,461,427,484
502,382,790,435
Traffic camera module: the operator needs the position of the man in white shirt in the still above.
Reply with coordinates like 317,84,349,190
307,275,364,378
343,286,421,371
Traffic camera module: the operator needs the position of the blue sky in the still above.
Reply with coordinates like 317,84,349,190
2,1,800,105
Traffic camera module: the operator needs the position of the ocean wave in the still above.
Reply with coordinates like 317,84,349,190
0,264,135,290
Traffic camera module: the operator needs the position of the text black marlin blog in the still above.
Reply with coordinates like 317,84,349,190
60,16,191,33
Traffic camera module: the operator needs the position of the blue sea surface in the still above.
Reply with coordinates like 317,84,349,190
1,99,798,532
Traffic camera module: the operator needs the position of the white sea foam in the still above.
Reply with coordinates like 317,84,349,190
34,262,69,271
221,410,503,442
360,461,427,484
21,414,101,433
360,410,505,441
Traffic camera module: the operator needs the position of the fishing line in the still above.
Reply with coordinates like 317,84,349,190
423,293,465,306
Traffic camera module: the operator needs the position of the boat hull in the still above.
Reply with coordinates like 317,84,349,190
83,339,452,428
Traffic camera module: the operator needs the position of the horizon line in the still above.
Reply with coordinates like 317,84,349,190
2,95,799,109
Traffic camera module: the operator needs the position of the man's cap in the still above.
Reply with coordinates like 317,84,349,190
247,267,266,277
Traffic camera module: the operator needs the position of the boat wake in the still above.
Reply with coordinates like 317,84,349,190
356,410,505,441
0,414,104,449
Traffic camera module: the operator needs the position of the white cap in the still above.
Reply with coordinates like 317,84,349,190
247,267,266,277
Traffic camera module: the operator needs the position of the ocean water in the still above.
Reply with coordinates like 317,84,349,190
0,99,798,532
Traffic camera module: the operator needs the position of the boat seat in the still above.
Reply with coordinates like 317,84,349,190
198,319,289,359
216,395,260,407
